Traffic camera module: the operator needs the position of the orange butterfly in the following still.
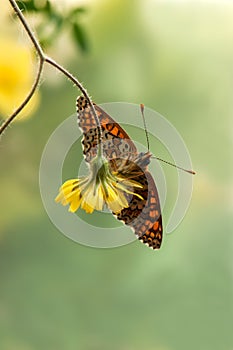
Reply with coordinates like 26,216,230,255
76,96,163,250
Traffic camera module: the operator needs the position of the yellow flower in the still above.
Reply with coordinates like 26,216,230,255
55,155,143,214
0,37,39,120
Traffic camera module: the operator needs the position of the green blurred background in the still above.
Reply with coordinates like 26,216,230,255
1,0,233,349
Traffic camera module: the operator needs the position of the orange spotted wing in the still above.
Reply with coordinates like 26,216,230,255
76,95,163,249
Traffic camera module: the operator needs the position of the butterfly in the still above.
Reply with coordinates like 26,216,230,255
76,95,163,250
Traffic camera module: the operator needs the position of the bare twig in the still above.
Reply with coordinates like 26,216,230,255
1,0,102,153
44,56,94,110
8,0,44,58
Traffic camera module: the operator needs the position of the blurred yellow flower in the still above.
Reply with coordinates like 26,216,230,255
56,155,143,214
0,37,39,120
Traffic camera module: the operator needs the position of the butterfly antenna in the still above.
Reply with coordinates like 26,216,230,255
140,104,195,175
152,156,196,175
140,104,150,151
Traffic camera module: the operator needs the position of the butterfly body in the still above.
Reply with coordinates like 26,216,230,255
76,96,163,250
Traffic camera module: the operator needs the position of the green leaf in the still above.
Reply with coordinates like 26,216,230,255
72,23,89,53
44,0,52,14
70,7,87,17
16,0,37,12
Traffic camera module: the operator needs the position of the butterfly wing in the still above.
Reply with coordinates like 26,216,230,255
76,95,163,249
76,96,137,163
137,172,162,249
114,166,163,250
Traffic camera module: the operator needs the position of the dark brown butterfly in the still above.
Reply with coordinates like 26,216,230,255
76,96,163,249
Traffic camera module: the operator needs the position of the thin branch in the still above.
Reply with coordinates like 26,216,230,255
1,0,102,153
44,56,100,126
8,0,44,59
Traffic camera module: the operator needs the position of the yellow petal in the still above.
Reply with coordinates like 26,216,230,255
95,186,105,211
55,191,65,203
61,179,79,189
81,200,95,214
69,196,82,213
122,178,143,188
105,184,128,213
108,199,124,213
82,183,100,213
117,189,130,208
55,179,83,209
